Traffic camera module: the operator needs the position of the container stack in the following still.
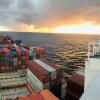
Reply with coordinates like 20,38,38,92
36,59,62,98
0,48,5,67
27,59,62,98
40,59,62,86
19,47,28,67
0,46,46,73
29,47,45,59
29,47,37,59
0,47,28,72
27,60,51,90
9,47,18,67
36,47,45,59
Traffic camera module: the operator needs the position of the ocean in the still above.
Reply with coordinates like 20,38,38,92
1,32,100,74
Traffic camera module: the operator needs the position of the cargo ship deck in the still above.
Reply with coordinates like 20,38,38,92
0,35,61,100
0,70,31,99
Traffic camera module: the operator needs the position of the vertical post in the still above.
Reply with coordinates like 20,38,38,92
93,43,94,57
88,43,90,59
99,41,100,55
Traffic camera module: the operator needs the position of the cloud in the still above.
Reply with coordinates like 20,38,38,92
0,0,100,30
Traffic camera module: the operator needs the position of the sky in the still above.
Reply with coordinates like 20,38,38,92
0,0,100,34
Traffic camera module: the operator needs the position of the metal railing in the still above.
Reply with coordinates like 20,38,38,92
88,40,100,59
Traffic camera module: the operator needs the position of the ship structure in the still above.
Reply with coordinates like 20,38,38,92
80,40,100,100
0,35,62,100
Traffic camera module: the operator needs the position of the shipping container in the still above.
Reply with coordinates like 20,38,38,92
29,50,34,60
34,59,57,80
3,48,10,56
41,59,62,84
27,61,50,83
23,48,29,56
40,89,60,100
39,59,62,98
26,82,34,94
19,93,45,100
19,47,25,56
26,68,44,91
29,46,45,59
16,48,21,56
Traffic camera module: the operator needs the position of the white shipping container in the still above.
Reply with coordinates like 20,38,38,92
34,59,57,80
14,58,17,62
30,47,36,50
29,50,36,57
26,74,40,92
27,68,43,90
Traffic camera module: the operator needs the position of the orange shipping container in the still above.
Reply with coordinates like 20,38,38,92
40,89,60,100
3,48,9,55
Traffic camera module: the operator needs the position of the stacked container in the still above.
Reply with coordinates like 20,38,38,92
34,59,57,81
29,47,37,59
29,46,45,59
10,47,18,67
0,48,5,67
27,60,51,90
41,59,62,85
19,47,27,66
34,59,62,99
36,47,45,59
3,48,10,62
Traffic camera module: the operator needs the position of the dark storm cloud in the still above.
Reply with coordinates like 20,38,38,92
0,0,100,28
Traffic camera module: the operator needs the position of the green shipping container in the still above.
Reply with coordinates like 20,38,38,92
0,56,3,61
21,61,25,65
5,57,9,62
29,56,33,60
21,52,25,56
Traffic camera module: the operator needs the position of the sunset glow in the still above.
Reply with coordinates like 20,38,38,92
19,23,100,34
0,26,10,31
0,23,100,34
53,23,100,34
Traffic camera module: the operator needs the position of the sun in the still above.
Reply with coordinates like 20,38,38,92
53,23,100,34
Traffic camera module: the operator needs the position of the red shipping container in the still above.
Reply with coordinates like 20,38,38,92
40,59,62,85
27,61,51,83
41,59,62,77
10,58,14,62
25,56,29,60
3,48,9,55
16,48,21,56
22,56,25,60
18,61,21,65
23,48,29,56
36,47,45,58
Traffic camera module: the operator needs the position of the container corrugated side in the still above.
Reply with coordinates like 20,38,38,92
27,61,51,83
41,59,62,85
34,59,57,80
27,68,44,90
41,59,62,75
